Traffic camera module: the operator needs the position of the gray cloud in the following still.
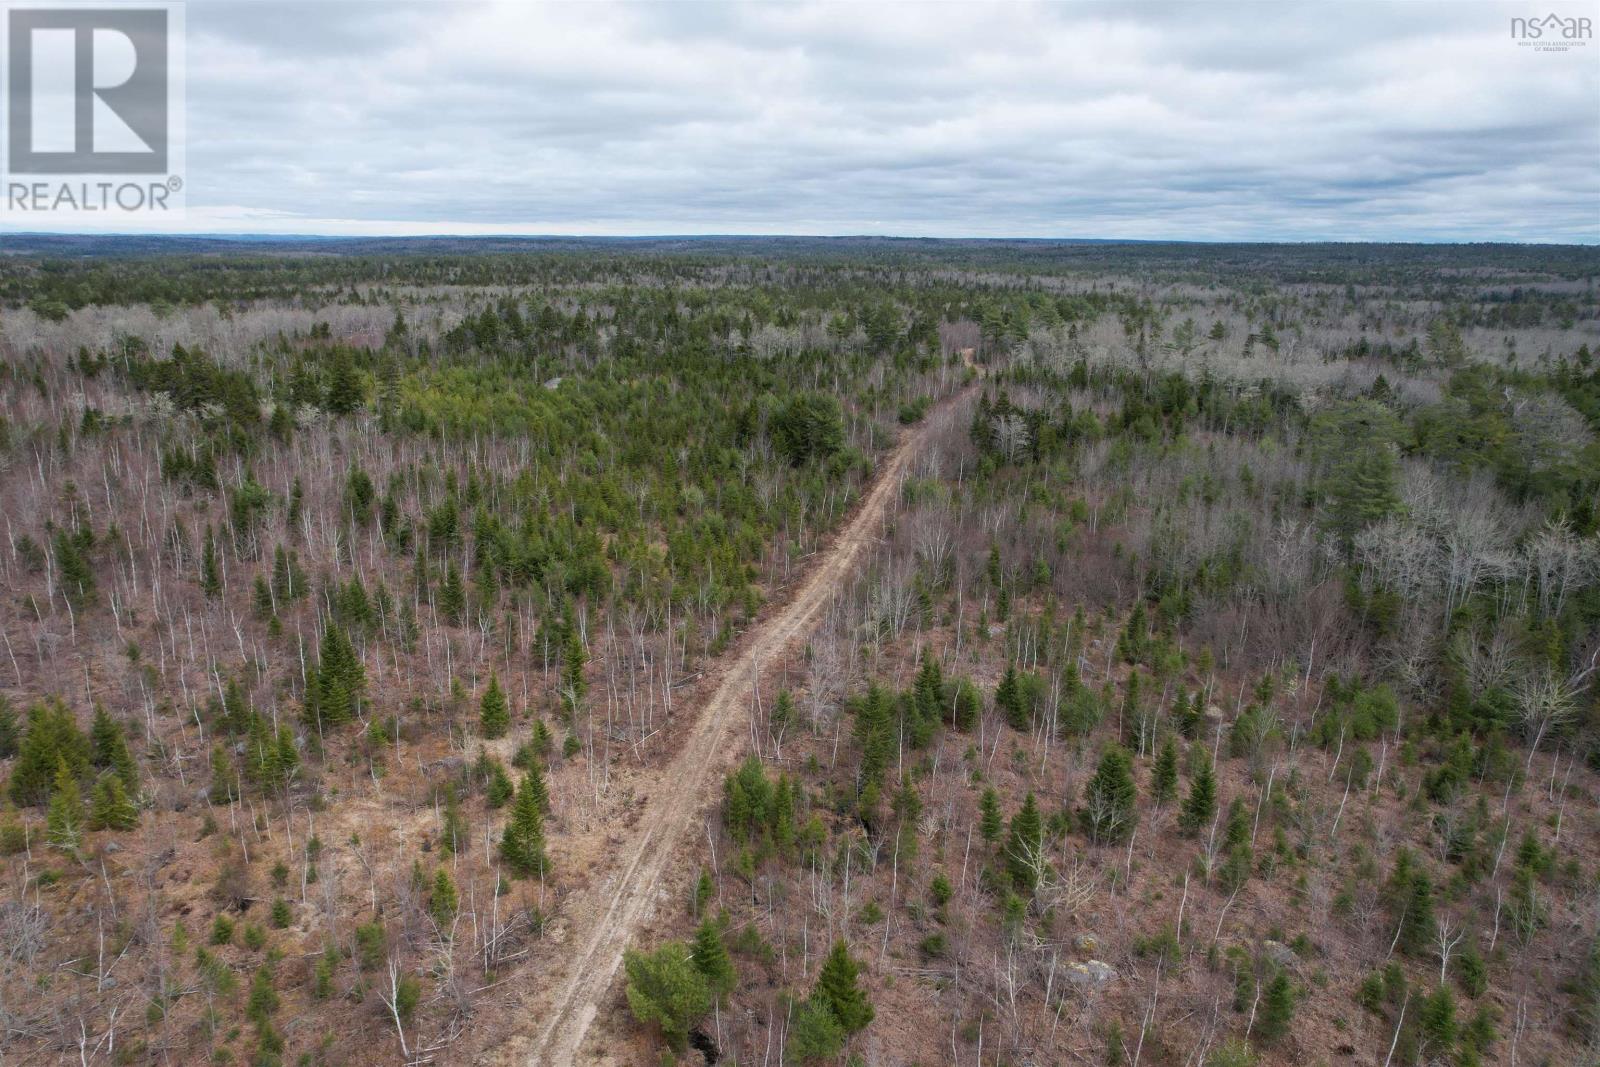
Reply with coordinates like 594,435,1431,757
25,0,1600,239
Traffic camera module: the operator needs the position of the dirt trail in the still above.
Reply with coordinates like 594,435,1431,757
504,373,978,1066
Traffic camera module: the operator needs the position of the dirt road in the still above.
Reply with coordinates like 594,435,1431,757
505,378,976,1065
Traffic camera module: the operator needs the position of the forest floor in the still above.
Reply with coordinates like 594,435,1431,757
485,371,981,1066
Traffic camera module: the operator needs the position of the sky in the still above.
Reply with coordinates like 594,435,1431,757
10,0,1600,241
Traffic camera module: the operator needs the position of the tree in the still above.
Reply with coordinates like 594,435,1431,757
10,701,90,806
624,941,710,1054
1400,872,1438,957
1256,970,1295,1042
1325,445,1401,548
200,525,222,598
480,674,510,738
1179,751,1218,836
439,562,466,624
814,940,874,1035
1083,744,1138,844
979,787,1003,844
90,705,138,793
46,758,84,850
1005,792,1045,893
88,772,139,831
1152,734,1179,805
429,868,458,925
772,393,845,466
54,530,95,607
500,772,550,879
690,918,736,1004
787,997,845,1063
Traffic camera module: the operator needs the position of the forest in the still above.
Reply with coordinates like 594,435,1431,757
1,238,1599,1067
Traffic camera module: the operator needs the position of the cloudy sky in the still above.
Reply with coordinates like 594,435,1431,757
21,0,1600,240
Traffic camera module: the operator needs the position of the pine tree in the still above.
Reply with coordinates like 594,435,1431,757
90,705,138,793
624,941,710,1055
1005,792,1044,893
55,530,96,606
486,760,514,808
440,782,467,856
1083,744,1138,845
690,918,737,1004
10,700,90,806
979,787,1003,844
480,673,510,738
854,684,894,789
1179,751,1218,836
1257,970,1296,1042
439,562,466,624
996,663,1026,730
814,940,874,1035
500,772,550,879
429,868,458,925
1399,872,1437,957
200,525,222,598
562,625,588,708
0,697,17,760
1152,734,1179,805
1419,985,1457,1056
46,758,84,850
788,997,846,1063
89,772,139,830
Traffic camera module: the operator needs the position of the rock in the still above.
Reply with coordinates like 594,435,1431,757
1065,959,1115,989
1262,939,1297,968
1204,704,1225,723
1073,933,1100,955
104,841,122,853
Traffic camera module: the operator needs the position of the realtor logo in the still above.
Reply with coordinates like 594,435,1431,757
2,3,184,217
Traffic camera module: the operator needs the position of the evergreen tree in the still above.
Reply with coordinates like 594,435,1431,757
1005,792,1045,893
1419,985,1458,1057
306,624,365,728
787,997,846,1063
562,625,588,707
979,787,1003,844
1083,744,1138,844
854,684,895,789
46,758,84,850
439,561,466,624
623,941,710,1054
429,868,458,925
500,772,550,878
0,697,17,759
90,705,138,793
1256,970,1295,1042
1179,751,1218,836
480,673,510,738
690,918,736,1004
1326,445,1401,547
996,663,1026,730
1152,734,1179,805
55,530,96,606
485,760,514,808
814,940,874,1035
89,772,139,830
200,525,221,598
10,700,90,806
1399,871,1437,957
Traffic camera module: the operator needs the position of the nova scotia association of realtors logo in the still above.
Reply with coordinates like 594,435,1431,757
1511,11,1592,51
3,2,185,219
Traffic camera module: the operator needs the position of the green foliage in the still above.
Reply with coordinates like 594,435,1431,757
1152,734,1179,804
624,941,711,1054
90,705,139,793
690,919,736,1004
479,673,510,738
430,868,458,925
1179,750,1217,836
772,392,845,466
1005,792,1045,893
305,624,365,729
1083,744,1138,844
500,771,550,879
787,997,845,1063
10,701,90,806
813,940,874,1035
1256,970,1295,1043
45,758,84,850
88,772,139,830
